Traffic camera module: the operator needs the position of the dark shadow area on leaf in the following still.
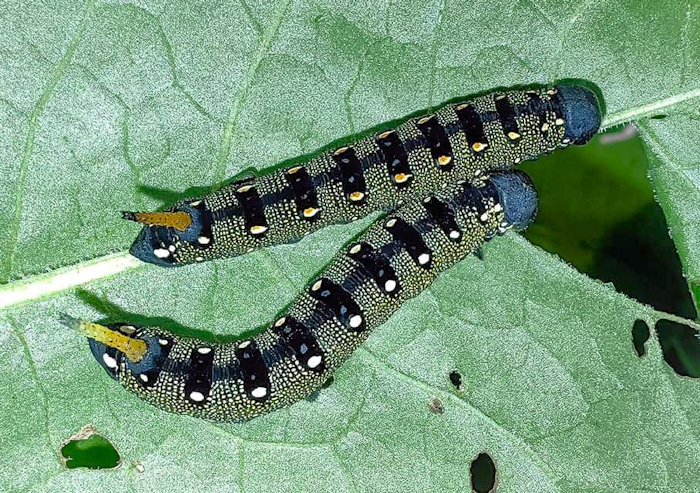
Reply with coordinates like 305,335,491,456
306,376,334,402
61,426,120,470
470,452,497,493
655,319,700,378
632,319,650,357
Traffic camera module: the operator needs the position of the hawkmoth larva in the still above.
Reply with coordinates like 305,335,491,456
65,170,538,422
123,84,600,267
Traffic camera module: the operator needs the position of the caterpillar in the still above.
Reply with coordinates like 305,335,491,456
64,170,538,422
122,84,600,266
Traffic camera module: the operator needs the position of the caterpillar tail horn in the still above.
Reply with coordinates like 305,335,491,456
59,314,147,363
121,210,192,232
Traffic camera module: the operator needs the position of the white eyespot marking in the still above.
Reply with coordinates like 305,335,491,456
418,253,431,265
449,230,461,239
189,391,205,402
555,118,565,126
238,340,251,349
423,197,432,203
159,338,169,346
541,122,550,132
197,347,212,355
384,279,397,292
198,236,211,245
168,245,176,252
438,155,452,166
417,116,433,124
189,200,202,207
307,355,323,369
153,248,170,258
472,142,488,153
251,386,268,398
480,212,489,222
378,130,395,139
250,225,268,235
456,103,468,110
547,88,557,95
303,207,320,218
514,157,521,164
139,373,149,383
495,94,506,100
385,218,397,228
311,280,323,291
349,315,363,328
237,184,253,193
501,221,509,228
120,325,136,335
562,138,571,144
275,317,286,327
102,353,118,369
288,166,303,174
507,131,521,140
349,244,362,255
195,256,204,262
333,146,349,156
349,191,365,202
494,203,503,213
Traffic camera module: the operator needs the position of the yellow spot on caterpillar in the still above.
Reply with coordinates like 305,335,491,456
547,88,557,95
541,122,550,132
333,146,349,156
303,207,320,218
507,131,521,140
472,142,487,153
555,118,565,126
60,315,147,363
311,280,323,291
349,191,364,201
288,166,303,174
122,211,192,232
394,173,412,183
250,225,268,235
417,116,433,124
494,94,506,100
456,103,468,110
437,155,452,166
378,130,394,139
237,184,253,193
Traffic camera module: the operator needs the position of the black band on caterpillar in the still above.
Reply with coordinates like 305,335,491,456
125,84,599,267
67,170,538,422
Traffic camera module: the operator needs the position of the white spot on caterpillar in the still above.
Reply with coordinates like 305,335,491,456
349,191,364,202
417,116,433,124
237,185,253,193
251,387,267,398
102,353,118,369
349,315,363,328
274,317,286,327
555,118,565,126
189,391,205,402
349,244,362,255
474,169,482,176
514,157,521,164
153,248,170,258
385,279,397,292
495,94,506,100
288,166,303,174
333,146,349,156
311,280,323,291
159,338,169,346
195,256,204,262
449,230,461,239
120,325,136,335
238,340,251,349
547,88,557,95
189,200,202,207
493,203,503,213
385,218,397,228
307,355,323,368
378,130,394,139
168,245,176,252
456,103,468,110
423,197,432,203
250,225,268,235
562,138,571,144
198,236,211,245
139,373,149,383
197,347,212,355
541,122,550,132
418,253,431,265
507,131,521,140
480,212,489,222
303,207,320,218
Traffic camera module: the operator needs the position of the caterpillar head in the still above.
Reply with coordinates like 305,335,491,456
554,84,602,145
490,170,538,231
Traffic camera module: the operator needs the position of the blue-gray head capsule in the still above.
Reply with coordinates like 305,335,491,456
555,84,602,144
490,171,538,231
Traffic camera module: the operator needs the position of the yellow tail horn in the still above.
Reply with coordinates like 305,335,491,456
60,314,147,362
121,211,192,232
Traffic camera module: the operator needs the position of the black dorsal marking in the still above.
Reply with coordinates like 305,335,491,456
133,334,174,389
384,217,432,268
308,278,366,332
416,116,454,171
422,196,462,242
275,316,325,372
494,94,520,141
376,130,413,187
347,242,400,295
455,104,489,153
285,166,321,220
526,92,550,133
235,340,271,401
332,147,367,203
233,184,269,236
184,346,215,404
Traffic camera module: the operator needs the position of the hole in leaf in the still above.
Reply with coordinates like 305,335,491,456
449,370,463,390
651,114,668,119
655,319,700,377
60,425,120,469
470,452,497,493
427,398,444,414
632,319,650,357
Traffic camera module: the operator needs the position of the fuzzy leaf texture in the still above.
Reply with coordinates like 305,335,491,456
0,0,698,492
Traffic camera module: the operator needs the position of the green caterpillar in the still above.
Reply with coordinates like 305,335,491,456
66,83,601,421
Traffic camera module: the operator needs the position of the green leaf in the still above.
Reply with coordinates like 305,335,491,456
1,0,699,492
